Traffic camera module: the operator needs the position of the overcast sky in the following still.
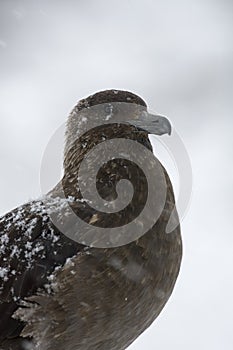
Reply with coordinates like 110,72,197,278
0,0,233,349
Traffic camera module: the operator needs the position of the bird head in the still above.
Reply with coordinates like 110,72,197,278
74,89,171,136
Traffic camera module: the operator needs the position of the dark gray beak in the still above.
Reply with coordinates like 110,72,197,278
127,112,172,136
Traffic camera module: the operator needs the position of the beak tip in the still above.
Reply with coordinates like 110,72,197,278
168,124,172,136
162,117,172,136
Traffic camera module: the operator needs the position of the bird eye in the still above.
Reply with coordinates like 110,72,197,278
141,111,147,118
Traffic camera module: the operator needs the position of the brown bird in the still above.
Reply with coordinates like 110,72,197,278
0,90,182,350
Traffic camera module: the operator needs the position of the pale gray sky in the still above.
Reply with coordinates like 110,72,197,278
0,0,233,348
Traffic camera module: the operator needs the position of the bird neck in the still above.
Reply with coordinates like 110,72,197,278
59,124,153,233
63,123,152,186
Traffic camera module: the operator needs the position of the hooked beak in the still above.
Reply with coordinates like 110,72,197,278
127,112,172,136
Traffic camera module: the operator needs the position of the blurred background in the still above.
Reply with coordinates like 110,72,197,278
0,0,232,348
